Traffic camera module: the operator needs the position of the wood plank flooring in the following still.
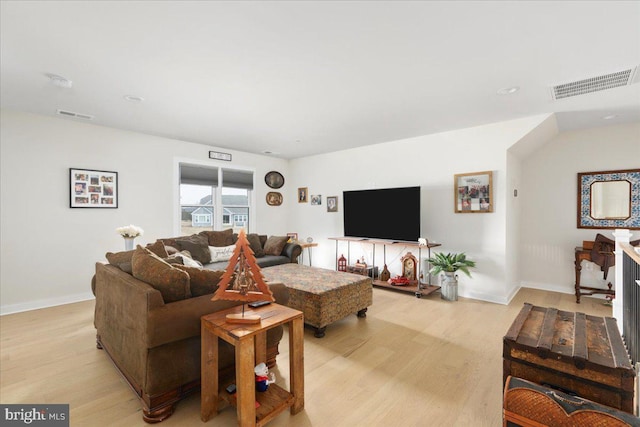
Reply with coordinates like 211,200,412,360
0,288,612,426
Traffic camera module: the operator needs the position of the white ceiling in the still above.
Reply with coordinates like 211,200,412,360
2,1,639,159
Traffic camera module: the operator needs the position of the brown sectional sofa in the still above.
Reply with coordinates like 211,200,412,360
92,231,301,423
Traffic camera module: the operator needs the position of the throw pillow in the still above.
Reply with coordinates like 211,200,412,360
106,240,169,272
263,236,288,256
175,234,211,264
131,245,191,303
164,245,180,255
209,244,236,263
163,254,184,266
199,229,234,247
158,236,189,250
173,251,203,268
246,233,265,257
174,265,225,297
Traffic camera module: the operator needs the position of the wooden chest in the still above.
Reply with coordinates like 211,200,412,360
503,303,636,413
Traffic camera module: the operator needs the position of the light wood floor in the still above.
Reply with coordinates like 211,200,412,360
0,288,612,426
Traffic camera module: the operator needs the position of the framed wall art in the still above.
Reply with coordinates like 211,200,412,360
454,171,493,213
327,196,338,212
70,168,118,208
298,187,308,203
310,195,322,205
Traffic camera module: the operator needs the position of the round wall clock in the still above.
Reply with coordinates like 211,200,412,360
266,192,283,206
264,171,284,189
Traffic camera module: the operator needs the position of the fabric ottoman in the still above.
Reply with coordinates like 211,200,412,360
262,264,372,337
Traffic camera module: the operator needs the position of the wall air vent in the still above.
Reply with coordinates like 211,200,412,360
551,67,638,100
56,109,94,120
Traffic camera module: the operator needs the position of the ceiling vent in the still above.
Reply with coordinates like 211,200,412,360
56,109,94,120
551,67,638,100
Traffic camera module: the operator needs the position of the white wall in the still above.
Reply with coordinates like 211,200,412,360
4,108,633,313
288,114,551,304
506,115,560,300
0,109,290,314
519,122,640,294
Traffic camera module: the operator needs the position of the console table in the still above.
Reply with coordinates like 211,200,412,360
574,241,614,303
329,237,441,298
201,303,304,426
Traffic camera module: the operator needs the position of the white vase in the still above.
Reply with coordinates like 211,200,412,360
441,272,458,301
124,237,135,251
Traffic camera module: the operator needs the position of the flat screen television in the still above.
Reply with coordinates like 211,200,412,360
343,186,420,242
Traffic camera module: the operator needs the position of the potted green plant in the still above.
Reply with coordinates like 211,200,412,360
427,252,476,301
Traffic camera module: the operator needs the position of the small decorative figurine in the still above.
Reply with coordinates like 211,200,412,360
338,254,347,272
379,264,390,282
254,362,276,392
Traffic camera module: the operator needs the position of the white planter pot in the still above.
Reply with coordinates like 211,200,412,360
441,272,458,301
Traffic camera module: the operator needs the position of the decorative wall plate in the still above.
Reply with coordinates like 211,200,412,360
266,192,283,206
265,171,284,189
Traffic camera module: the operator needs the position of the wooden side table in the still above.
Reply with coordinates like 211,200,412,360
298,242,318,266
201,303,304,426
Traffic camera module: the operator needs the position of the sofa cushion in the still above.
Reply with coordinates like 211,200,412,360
131,245,191,303
175,234,211,264
174,265,225,297
199,229,235,247
247,233,265,257
106,240,169,273
263,236,289,256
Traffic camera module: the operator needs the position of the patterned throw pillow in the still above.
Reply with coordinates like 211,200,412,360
175,234,212,264
209,244,236,263
174,265,225,297
172,250,203,268
199,229,235,247
263,236,289,256
131,245,191,303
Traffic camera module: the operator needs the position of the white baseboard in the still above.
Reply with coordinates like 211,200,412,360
504,284,522,305
459,288,512,305
520,281,575,295
0,292,95,316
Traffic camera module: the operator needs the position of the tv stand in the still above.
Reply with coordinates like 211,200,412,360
328,237,442,298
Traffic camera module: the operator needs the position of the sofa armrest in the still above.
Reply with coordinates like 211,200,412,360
268,282,289,306
94,263,165,387
282,242,302,263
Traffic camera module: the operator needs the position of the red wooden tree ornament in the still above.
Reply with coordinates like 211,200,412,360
211,230,275,323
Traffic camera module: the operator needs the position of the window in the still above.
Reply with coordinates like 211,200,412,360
221,186,250,232
179,164,253,235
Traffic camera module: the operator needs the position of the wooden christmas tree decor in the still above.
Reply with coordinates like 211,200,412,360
211,229,275,324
